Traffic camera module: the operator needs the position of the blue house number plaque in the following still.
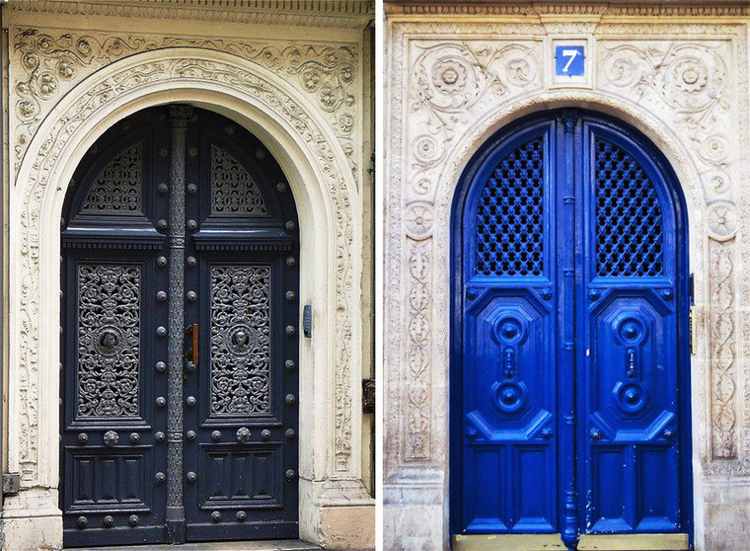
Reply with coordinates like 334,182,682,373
555,45,585,76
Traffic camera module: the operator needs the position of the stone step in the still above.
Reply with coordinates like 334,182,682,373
74,540,320,551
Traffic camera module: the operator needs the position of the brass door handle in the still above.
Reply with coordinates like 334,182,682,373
185,323,198,369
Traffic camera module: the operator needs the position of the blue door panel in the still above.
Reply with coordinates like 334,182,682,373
452,110,692,546
466,446,507,532
635,446,680,530
463,290,557,532
514,446,556,531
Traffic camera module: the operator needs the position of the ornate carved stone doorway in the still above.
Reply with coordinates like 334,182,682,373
60,105,300,546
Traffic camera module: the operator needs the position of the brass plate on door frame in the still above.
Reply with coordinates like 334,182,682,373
453,534,566,550
577,533,690,550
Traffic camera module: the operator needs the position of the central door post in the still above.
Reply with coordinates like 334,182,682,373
166,105,192,542
559,110,579,550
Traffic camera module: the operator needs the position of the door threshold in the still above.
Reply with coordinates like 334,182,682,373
453,533,690,551
71,540,320,551
453,534,566,550
577,533,689,550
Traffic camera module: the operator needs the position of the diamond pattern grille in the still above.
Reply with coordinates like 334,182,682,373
595,138,664,277
475,137,544,277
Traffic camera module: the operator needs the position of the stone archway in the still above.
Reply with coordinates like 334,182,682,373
385,28,744,548
5,47,368,549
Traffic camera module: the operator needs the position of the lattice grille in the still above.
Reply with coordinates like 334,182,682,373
211,145,268,216
475,137,544,277
81,143,142,214
595,138,664,277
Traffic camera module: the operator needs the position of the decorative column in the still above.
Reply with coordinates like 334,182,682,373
166,104,192,542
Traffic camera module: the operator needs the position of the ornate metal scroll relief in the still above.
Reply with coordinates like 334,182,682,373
77,264,140,418
210,265,271,415
81,142,143,215
210,145,267,216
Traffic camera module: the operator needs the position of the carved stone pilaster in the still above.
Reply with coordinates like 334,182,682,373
709,237,737,459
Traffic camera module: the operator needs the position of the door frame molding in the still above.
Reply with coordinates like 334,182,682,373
5,47,370,547
448,109,693,541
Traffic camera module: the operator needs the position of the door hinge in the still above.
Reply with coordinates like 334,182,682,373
303,304,313,338
689,307,697,355
689,273,696,355
362,378,375,414
3,473,20,496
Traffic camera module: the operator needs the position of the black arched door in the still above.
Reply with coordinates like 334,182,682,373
61,106,299,546
451,110,692,548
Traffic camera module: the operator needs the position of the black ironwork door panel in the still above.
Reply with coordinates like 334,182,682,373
61,107,300,547
182,110,299,541
62,110,172,547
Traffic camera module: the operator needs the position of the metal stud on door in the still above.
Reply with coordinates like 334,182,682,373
61,107,300,547
452,110,691,547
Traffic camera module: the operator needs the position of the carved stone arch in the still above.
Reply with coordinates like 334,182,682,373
7,46,365,545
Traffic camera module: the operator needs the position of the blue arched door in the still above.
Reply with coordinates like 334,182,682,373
451,110,692,548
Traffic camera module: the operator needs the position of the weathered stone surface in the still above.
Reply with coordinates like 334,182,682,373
1,1,375,549
384,3,750,549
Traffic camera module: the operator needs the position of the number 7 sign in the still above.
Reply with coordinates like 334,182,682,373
555,45,585,77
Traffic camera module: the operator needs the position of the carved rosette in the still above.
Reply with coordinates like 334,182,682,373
410,41,541,184
598,41,734,204
15,51,359,483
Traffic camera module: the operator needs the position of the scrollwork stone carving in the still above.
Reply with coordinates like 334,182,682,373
709,238,737,459
405,238,432,461
12,29,360,175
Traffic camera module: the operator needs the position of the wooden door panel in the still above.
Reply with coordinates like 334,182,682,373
453,112,691,544
61,106,300,547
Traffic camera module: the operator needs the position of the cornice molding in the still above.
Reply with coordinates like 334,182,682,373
385,2,750,17
11,0,375,29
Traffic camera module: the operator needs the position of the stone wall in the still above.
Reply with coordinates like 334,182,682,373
384,3,750,549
